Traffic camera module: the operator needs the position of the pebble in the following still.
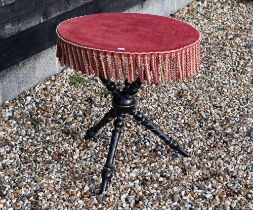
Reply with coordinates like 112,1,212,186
225,199,231,207
246,118,253,124
205,193,213,199
172,193,180,202
20,130,26,137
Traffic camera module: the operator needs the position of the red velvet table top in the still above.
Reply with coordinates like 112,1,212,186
56,13,201,84
57,13,199,53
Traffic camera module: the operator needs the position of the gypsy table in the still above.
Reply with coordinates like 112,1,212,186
56,13,201,194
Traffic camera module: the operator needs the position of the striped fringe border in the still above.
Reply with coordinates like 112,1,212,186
56,37,201,84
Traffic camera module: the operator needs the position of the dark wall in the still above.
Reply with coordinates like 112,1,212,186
0,0,145,72
0,0,16,7
0,0,92,39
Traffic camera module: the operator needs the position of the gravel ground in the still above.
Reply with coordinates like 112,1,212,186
1,0,253,209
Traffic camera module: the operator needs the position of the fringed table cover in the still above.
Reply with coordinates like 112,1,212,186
56,13,201,84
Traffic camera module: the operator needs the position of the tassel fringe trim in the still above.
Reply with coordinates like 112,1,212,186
56,34,201,84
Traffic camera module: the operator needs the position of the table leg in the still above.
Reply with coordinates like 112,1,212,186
85,108,117,139
130,108,190,157
100,117,124,194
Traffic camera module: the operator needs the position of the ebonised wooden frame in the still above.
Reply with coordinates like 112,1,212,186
85,78,190,194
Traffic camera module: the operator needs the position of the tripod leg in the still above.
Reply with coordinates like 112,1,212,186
130,108,189,157
100,117,124,194
85,108,117,139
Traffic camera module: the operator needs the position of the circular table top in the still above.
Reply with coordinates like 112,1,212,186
57,13,200,53
56,13,201,84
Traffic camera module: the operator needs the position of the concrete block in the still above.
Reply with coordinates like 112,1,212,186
126,0,175,16
126,0,192,15
175,0,192,11
0,47,59,104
